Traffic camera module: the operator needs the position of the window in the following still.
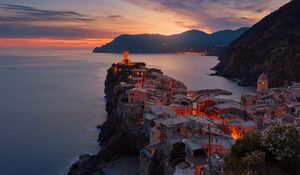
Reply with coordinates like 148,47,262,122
177,128,180,133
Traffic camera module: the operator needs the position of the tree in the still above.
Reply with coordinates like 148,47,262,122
224,133,263,175
261,125,300,174
224,126,300,175
241,150,266,174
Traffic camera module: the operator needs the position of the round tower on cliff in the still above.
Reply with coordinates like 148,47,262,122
257,73,269,96
121,51,131,65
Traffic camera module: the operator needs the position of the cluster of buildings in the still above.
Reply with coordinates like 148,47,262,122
241,73,300,129
112,52,300,175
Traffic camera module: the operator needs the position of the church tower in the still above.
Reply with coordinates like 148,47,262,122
257,73,269,96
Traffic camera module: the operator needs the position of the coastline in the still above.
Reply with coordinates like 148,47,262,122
67,52,300,175
67,54,236,175
68,59,149,174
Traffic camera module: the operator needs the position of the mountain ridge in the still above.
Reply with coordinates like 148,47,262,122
93,27,249,55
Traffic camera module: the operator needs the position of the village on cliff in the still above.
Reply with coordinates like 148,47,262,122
109,51,300,175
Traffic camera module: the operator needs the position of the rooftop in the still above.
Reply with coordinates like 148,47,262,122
214,102,241,110
229,120,257,128
150,106,176,116
187,136,233,150
131,77,143,81
174,162,195,175
173,94,188,100
167,135,185,145
131,68,147,72
184,139,201,151
144,113,159,120
161,75,173,81
188,116,222,125
161,117,190,127
128,87,148,93
169,103,186,108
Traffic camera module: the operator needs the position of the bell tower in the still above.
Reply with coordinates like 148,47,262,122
257,73,269,96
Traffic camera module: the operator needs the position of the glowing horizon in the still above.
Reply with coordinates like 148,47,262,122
0,38,112,49
0,0,290,49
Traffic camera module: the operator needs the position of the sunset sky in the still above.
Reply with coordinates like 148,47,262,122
0,0,290,49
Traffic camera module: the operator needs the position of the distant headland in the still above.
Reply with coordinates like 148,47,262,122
93,28,249,56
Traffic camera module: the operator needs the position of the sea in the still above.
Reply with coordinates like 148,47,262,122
0,48,254,175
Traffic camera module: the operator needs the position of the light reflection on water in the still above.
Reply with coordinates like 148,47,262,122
0,49,254,175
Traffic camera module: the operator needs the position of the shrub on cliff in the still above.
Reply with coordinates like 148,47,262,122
224,126,300,175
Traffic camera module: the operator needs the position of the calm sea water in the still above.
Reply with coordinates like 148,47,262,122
0,49,254,175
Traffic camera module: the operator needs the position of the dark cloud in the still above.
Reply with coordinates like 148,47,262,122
0,1,289,39
0,23,117,39
107,15,122,19
0,3,94,22
0,4,121,39
123,0,276,13
123,0,289,31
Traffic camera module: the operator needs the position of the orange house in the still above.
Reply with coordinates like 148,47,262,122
169,103,187,116
229,120,257,140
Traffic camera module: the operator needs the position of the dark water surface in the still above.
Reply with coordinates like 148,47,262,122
0,49,254,175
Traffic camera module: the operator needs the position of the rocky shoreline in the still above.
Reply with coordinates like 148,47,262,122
67,52,300,175
68,56,238,175
67,55,238,175
68,61,149,175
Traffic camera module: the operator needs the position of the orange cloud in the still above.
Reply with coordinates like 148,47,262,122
0,1,290,49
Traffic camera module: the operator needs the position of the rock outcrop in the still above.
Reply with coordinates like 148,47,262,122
68,63,149,175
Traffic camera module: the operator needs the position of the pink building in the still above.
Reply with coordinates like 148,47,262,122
241,93,257,109
128,88,149,103
143,79,156,89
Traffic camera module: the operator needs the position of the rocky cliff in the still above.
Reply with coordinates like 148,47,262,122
68,63,149,175
213,0,300,87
